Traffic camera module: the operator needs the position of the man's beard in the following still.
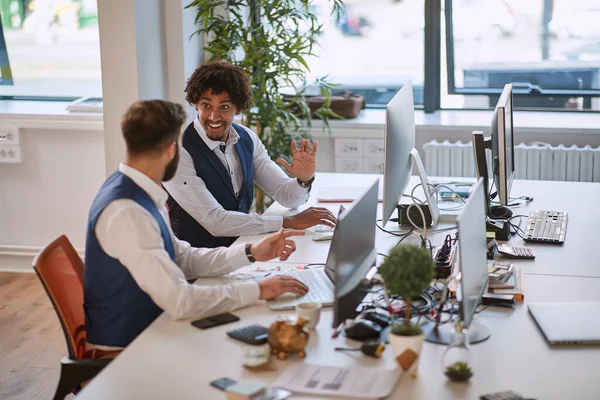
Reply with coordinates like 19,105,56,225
163,145,179,182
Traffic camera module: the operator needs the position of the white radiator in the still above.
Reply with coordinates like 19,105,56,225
422,140,600,182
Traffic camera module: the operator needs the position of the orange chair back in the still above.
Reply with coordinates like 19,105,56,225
33,235,87,360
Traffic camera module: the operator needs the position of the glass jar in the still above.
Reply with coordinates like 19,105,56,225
442,322,473,382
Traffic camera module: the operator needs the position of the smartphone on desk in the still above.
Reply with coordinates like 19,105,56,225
191,312,240,330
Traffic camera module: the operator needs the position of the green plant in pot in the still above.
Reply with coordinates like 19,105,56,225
378,244,435,372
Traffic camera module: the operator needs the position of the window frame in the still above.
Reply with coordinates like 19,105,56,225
444,0,600,99
3,1,600,111
0,6,97,102
0,18,13,87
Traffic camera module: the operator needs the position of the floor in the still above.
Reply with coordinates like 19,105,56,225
0,272,65,399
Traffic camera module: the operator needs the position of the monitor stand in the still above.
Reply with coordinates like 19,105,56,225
422,321,491,345
408,148,440,227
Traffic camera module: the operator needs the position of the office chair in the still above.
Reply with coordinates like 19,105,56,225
33,235,112,400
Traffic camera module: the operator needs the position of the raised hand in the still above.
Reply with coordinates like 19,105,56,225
250,228,305,261
276,138,318,182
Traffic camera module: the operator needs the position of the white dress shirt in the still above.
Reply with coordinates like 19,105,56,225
162,117,310,237
92,164,260,346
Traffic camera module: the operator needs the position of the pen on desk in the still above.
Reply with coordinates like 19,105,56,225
332,321,345,339
264,272,272,277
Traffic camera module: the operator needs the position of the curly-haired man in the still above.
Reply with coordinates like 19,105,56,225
163,61,336,248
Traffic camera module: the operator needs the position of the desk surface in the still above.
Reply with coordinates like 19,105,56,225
77,173,600,400
77,274,600,400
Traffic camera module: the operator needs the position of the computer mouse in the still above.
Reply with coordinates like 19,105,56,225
312,232,334,241
343,319,382,341
356,309,391,328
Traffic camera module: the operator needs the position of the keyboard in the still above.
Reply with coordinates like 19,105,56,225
523,211,568,244
268,269,334,310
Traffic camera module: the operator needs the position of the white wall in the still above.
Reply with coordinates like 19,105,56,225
0,0,202,272
0,124,105,271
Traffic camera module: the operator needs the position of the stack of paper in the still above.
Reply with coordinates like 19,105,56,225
488,260,515,289
273,364,401,399
491,265,524,302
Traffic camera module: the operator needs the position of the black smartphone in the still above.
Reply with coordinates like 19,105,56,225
209,377,237,391
191,312,240,330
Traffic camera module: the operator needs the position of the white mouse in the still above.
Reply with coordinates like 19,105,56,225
312,232,334,241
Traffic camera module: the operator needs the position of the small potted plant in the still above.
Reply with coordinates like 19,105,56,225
445,361,473,382
442,321,474,382
378,244,435,373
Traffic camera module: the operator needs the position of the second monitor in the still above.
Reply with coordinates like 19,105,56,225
382,82,439,228
489,83,515,219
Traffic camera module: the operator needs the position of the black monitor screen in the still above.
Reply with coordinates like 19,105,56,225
332,180,378,328
504,91,514,199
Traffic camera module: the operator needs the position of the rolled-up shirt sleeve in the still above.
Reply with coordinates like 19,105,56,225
163,148,284,236
95,200,260,321
249,129,310,209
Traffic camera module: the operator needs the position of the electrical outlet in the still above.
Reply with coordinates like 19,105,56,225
364,139,385,157
0,145,22,163
0,127,20,145
364,157,385,173
335,157,362,173
334,138,363,157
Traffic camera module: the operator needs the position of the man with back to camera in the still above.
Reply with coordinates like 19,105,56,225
84,100,308,351
163,61,336,249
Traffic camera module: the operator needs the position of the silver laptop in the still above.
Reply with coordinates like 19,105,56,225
528,302,600,345
269,180,379,311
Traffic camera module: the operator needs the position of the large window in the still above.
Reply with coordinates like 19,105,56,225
305,0,425,107
0,0,101,99
445,0,600,110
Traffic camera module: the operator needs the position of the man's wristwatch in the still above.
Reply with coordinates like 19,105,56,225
245,243,256,263
297,175,315,189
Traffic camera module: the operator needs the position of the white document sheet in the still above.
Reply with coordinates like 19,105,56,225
272,363,401,399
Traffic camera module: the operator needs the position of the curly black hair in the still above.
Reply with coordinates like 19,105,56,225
185,61,252,112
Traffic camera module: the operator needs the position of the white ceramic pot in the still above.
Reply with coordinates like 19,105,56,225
388,330,426,373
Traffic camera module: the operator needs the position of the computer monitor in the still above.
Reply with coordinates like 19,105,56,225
331,179,379,328
424,178,491,345
382,82,415,226
473,133,511,241
472,131,491,218
490,83,515,218
382,82,439,228
456,178,491,343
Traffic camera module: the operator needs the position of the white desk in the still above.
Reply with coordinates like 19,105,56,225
77,173,600,400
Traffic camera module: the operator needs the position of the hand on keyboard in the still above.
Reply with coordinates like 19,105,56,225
258,275,309,300
282,207,337,230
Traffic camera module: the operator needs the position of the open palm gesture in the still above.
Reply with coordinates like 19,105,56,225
276,138,318,182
